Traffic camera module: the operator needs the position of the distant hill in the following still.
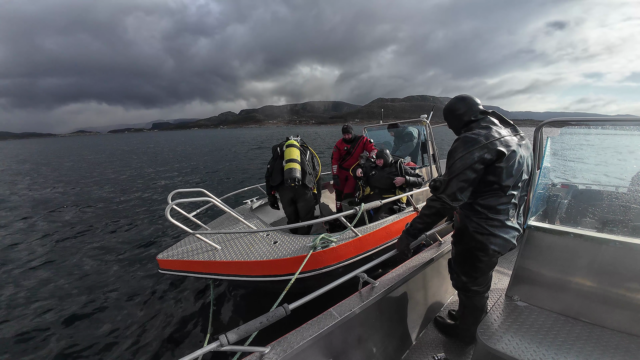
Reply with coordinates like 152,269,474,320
482,105,637,121
148,101,362,131
107,128,148,134
0,131,57,141
107,96,639,134
9,96,637,139
330,95,448,124
75,118,199,133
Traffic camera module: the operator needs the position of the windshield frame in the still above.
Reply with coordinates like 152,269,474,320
527,117,640,232
362,118,444,177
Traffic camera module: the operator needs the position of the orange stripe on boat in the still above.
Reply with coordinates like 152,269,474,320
157,213,417,276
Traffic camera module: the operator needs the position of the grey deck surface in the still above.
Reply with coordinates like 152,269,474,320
403,248,519,360
475,291,640,360
243,233,455,360
158,201,419,262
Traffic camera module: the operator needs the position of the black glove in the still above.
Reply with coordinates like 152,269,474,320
396,232,413,261
332,175,340,188
313,191,320,205
268,194,280,210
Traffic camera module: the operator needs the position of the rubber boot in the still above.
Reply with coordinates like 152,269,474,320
447,309,459,322
447,305,488,322
434,294,488,344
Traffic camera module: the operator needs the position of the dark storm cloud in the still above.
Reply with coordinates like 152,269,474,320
546,20,569,31
0,0,636,132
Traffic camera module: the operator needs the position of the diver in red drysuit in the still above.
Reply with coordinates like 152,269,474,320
331,124,377,212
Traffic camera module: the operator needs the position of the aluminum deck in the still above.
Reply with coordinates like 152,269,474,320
157,202,420,262
472,296,640,360
239,240,518,360
402,246,518,360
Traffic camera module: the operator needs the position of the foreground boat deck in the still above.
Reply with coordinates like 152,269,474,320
403,248,518,360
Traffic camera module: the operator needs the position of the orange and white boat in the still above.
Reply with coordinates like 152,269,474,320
156,117,446,286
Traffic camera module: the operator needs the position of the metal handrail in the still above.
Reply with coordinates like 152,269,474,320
217,172,334,201
167,197,257,229
179,220,453,360
219,184,266,200
362,117,429,131
189,184,431,235
168,188,243,218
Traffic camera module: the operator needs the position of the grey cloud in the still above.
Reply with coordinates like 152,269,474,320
584,72,605,80
484,79,560,101
567,96,616,112
624,72,640,84
546,20,569,31
0,0,625,132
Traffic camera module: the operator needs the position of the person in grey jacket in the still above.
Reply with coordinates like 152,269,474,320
395,94,533,343
387,123,419,161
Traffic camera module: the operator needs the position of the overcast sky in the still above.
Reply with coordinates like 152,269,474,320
1,0,639,133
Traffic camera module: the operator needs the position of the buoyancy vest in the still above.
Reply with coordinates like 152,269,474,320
363,161,408,201
367,168,397,191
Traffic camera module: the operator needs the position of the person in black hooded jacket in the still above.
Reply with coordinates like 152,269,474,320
354,148,424,221
395,94,532,343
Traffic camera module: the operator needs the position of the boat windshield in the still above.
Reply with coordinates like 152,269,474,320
528,125,640,239
364,120,431,167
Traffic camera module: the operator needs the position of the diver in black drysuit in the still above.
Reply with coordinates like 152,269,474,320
395,94,533,343
265,138,320,235
354,149,425,221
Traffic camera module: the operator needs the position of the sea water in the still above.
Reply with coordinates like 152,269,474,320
0,125,521,359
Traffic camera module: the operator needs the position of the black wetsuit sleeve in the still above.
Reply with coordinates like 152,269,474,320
402,196,455,239
402,166,425,188
265,144,280,195
401,139,495,239
312,148,321,191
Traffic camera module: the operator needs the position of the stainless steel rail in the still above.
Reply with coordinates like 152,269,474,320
164,172,346,248
189,185,431,235
362,117,430,131
178,221,453,360
168,189,245,219
217,172,333,201
167,197,257,229
219,184,266,200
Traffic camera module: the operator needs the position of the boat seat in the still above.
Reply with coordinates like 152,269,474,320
473,296,640,360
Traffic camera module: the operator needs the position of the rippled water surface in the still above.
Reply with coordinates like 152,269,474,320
0,125,502,359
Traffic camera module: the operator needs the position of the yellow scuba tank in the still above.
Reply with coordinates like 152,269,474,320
284,138,303,186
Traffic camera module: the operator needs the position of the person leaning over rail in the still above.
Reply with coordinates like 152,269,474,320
353,148,424,222
331,124,377,213
387,122,419,161
265,135,321,235
395,94,533,343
